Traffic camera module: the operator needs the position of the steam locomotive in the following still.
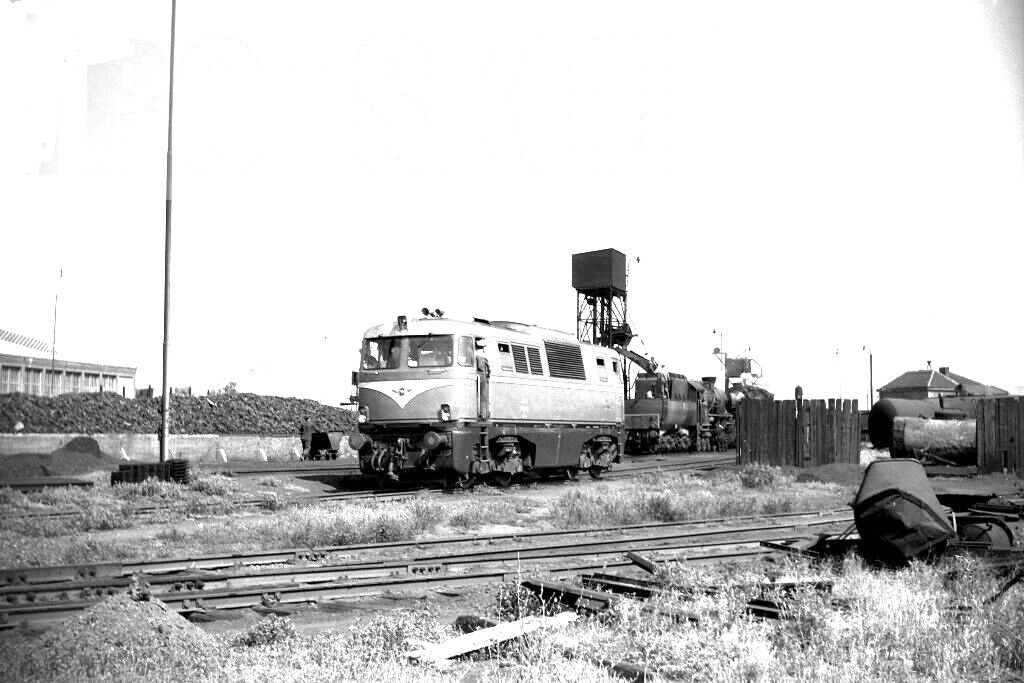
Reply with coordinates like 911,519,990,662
624,371,774,454
349,313,623,487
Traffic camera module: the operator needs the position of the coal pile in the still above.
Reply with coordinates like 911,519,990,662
0,392,356,436
3,593,218,680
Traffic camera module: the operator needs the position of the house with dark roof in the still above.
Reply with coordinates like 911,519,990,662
877,365,1007,400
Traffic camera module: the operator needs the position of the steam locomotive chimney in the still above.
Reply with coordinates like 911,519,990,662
701,376,717,386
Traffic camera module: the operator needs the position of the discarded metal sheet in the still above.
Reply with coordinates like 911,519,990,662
853,459,955,566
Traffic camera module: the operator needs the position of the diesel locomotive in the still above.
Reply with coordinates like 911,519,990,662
349,313,623,487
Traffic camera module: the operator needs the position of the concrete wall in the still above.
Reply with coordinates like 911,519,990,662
0,433,347,463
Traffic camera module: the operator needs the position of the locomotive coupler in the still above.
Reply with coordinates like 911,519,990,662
363,438,409,481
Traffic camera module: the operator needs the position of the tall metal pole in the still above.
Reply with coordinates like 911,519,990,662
160,0,177,463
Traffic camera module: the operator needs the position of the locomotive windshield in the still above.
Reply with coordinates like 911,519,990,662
361,335,455,369
407,336,453,367
362,337,402,370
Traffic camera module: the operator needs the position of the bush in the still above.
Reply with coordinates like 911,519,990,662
232,615,298,647
737,463,789,489
187,473,237,497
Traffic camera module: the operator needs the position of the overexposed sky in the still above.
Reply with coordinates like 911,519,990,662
1,0,1022,405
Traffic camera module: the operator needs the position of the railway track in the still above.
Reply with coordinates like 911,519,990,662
196,451,734,477
5,453,735,522
0,508,853,628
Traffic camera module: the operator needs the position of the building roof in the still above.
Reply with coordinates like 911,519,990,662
878,368,1007,396
0,328,51,357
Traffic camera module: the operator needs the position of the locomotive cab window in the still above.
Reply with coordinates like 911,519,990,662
362,337,402,370
457,336,475,367
407,335,453,368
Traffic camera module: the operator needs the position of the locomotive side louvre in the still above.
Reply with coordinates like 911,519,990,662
353,315,624,486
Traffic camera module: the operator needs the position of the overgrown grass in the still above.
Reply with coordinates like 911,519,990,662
152,494,533,551
7,556,1018,681
569,554,1024,681
551,466,854,528
0,473,252,538
1,464,850,569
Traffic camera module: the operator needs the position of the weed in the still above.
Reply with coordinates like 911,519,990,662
737,463,791,488
187,473,237,497
551,470,849,528
232,615,298,648
495,582,544,620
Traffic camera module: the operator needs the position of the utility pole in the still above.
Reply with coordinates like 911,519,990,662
160,0,177,463
869,350,874,407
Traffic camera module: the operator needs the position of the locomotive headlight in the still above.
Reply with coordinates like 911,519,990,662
439,404,451,422
348,433,372,451
358,405,369,423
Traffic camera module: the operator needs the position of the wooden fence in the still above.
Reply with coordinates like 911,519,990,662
736,398,860,467
976,396,1024,474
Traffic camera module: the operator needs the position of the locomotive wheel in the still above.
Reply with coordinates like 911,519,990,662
492,472,514,488
587,466,605,480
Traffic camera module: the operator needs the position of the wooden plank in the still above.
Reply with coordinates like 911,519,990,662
741,401,749,464
1005,398,1012,469
749,401,757,464
746,400,755,464
782,401,791,466
762,401,768,466
850,399,858,463
742,401,749,464
838,399,847,463
807,400,814,467
809,400,819,467
782,400,794,466
977,399,987,471
996,399,1006,471
747,400,757,464
819,400,827,466
769,402,778,466
1011,395,1019,475
987,397,995,473
797,400,807,468
838,399,846,464
760,399,769,465
823,401,831,464
849,399,859,464
775,401,783,466
406,611,577,666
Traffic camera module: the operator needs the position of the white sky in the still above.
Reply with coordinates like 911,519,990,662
1,0,1022,405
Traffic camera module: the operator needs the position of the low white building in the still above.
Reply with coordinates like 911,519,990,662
0,328,135,398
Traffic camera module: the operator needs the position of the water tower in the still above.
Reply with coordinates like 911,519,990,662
571,249,631,348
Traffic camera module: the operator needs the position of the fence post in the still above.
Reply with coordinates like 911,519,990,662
794,386,803,467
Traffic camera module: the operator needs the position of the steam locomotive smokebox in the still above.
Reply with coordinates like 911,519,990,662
572,249,628,295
